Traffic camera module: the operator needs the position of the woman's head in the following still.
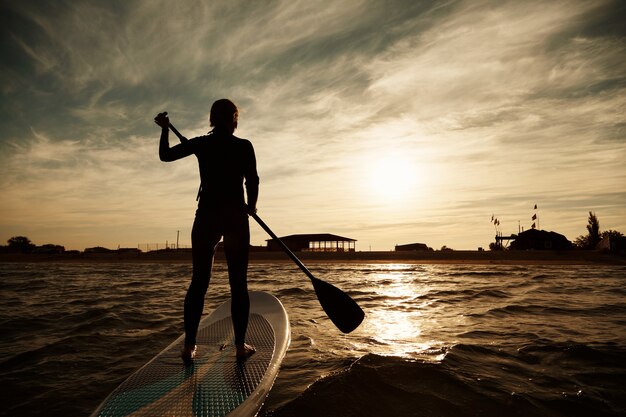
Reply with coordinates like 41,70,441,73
210,99,239,133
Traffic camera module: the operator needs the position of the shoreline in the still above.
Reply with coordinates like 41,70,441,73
1,250,624,265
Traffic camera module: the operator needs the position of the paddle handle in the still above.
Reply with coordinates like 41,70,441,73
250,212,317,283
169,123,188,142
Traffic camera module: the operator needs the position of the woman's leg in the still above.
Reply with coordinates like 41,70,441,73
184,213,221,348
224,214,251,347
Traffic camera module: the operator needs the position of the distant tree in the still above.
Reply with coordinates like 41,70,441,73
573,235,588,249
440,245,454,251
7,236,36,253
574,211,608,249
601,230,624,240
586,211,600,247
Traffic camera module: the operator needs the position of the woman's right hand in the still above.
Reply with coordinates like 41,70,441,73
154,112,169,129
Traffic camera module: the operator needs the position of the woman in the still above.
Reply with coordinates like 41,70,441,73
154,99,259,362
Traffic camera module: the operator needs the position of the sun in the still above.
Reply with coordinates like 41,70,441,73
368,154,418,200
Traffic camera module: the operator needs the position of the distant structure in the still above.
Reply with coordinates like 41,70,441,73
138,243,190,252
266,234,356,252
395,243,431,251
118,247,141,254
531,203,540,229
32,244,65,254
492,204,542,249
597,234,626,254
509,229,572,250
84,246,114,253
494,233,515,249
85,246,142,254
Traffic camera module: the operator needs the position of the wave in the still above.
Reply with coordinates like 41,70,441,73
269,345,626,417
275,287,310,297
444,270,508,277
427,288,511,300
457,330,544,341
470,303,626,318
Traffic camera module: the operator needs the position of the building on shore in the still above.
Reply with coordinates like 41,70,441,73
509,229,572,250
395,243,432,251
84,246,114,253
266,234,356,252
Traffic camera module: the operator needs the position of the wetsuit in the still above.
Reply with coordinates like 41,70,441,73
159,129,259,347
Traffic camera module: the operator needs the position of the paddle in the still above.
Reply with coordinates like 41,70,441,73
167,121,365,333
168,123,187,142
249,212,365,334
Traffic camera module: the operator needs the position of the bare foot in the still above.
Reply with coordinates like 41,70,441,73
236,343,256,360
181,344,197,363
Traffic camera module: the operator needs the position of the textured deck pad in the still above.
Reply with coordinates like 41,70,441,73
96,314,275,417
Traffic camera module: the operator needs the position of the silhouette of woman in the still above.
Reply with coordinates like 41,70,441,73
154,99,259,362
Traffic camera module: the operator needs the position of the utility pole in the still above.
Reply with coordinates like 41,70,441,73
176,230,180,250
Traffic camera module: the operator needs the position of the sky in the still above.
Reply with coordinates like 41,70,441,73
0,0,625,251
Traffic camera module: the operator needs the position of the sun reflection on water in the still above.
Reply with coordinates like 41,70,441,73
354,264,446,360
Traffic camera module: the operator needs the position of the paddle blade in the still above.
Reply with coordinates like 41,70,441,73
311,277,365,333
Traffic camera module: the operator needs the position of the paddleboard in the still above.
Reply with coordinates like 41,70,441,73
91,291,290,417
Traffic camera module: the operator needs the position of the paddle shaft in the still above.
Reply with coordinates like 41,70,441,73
169,123,187,142
249,212,318,282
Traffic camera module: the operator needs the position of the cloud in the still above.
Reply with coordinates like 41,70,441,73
0,0,624,250
0,128,200,247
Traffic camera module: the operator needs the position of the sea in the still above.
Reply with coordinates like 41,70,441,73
1,261,625,417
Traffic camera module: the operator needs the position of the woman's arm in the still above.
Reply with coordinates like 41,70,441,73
244,140,260,213
155,112,194,162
